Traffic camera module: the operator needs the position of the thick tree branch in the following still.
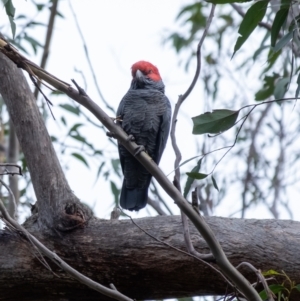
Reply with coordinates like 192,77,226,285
0,52,91,230
0,198,132,301
1,216,300,300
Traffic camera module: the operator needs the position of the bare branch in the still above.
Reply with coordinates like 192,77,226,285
0,198,133,301
7,120,19,218
33,0,59,99
68,0,115,114
0,178,16,220
236,262,275,301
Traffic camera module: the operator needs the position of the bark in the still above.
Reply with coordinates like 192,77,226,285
0,216,300,301
8,120,19,217
0,52,91,230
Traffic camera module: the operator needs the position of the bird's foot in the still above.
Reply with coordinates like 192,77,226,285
134,145,146,156
126,134,135,142
111,115,123,123
106,131,116,139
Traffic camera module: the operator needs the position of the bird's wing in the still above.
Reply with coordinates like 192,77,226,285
153,94,171,164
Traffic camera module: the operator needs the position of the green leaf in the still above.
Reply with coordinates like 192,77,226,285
59,104,80,115
271,7,289,47
96,161,105,180
273,30,294,53
68,123,83,134
110,181,120,206
60,116,67,126
71,153,89,168
259,284,285,300
183,159,202,198
8,16,16,38
3,0,15,17
186,172,208,180
212,175,219,191
3,0,16,38
232,1,268,57
295,284,300,292
111,158,121,177
255,75,278,101
273,77,289,99
23,34,43,54
70,134,94,149
262,269,281,276
192,109,239,135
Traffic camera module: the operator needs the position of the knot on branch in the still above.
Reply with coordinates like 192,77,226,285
55,202,93,232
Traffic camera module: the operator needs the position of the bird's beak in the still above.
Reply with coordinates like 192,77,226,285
136,69,143,79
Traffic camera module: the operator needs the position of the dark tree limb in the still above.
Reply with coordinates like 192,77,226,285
1,216,300,301
0,198,132,301
0,52,91,230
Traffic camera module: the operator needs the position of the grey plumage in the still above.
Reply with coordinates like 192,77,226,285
117,61,171,211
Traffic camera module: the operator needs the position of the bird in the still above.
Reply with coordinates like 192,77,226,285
117,61,171,211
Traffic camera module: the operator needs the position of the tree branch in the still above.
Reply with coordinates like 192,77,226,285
1,216,300,300
0,51,91,230
0,198,132,301
0,38,261,300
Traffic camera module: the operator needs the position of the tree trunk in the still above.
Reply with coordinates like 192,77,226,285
0,52,91,230
0,216,300,300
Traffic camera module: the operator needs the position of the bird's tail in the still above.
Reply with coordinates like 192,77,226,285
120,180,149,211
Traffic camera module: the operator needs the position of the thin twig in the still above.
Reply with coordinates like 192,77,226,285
34,0,59,99
170,3,216,263
0,178,16,220
121,208,233,287
68,0,115,114
0,198,133,301
236,262,275,301
147,197,167,216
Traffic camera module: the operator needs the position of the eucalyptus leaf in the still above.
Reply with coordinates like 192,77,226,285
273,30,294,53
233,1,268,57
192,109,239,135
183,159,203,198
71,153,89,168
271,7,289,47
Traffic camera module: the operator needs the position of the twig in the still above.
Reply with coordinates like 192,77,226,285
0,178,16,220
170,3,216,264
147,197,167,216
0,198,133,301
121,208,233,287
34,0,59,99
0,163,22,176
236,262,275,301
231,3,272,32
150,181,173,215
68,0,115,114
7,120,19,218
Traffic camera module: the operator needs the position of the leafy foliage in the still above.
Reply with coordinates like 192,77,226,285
167,0,300,219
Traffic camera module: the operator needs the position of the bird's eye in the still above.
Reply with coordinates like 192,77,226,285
148,70,152,74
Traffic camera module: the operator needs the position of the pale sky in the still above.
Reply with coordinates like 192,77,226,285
1,0,299,221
